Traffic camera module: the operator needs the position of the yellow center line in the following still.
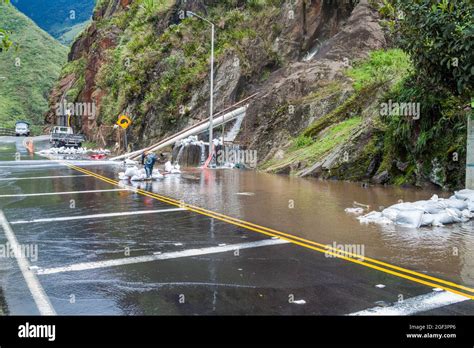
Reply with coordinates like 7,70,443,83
60,160,474,300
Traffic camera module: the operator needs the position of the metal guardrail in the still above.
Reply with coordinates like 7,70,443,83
0,127,15,136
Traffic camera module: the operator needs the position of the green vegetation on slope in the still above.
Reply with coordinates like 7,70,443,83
378,76,469,188
70,0,282,134
0,3,68,128
345,49,412,92
262,49,412,175
373,0,473,189
262,117,363,173
303,49,411,140
381,0,473,96
0,0,12,51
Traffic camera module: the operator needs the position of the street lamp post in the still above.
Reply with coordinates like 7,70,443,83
187,11,215,167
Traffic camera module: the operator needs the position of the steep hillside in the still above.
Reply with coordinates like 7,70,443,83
46,0,369,144
13,0,95,44
45,0,471,189
0,3,68,128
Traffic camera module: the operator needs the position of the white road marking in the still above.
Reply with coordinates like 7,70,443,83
0,211,56,315
10,208,187,224
0,175,91,181
349,290,469,315
36,239,289,275
0,188,129,198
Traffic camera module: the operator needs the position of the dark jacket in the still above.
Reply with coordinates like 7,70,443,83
144,153,157,167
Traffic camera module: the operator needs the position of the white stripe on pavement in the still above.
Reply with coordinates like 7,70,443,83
348,290,469,316
10,208,187,224
0,188,129,198
37,239,289,275
0,210,56,315
0,175,91,181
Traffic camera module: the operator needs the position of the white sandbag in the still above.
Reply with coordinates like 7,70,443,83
446,208,462,222
164,161,181,174
124,166,138,177
431,212,456,226
358,211,393,225
355,190,474,228
152,170,164,179
388,202,425,212
393,210,424,228
468,201,474,212
130,175,142,181
443,198,468,211
461,209,473,219
454,189,474,201
446,207,461,217
345,207,364,215
382,208,399,221
420,214,434,226
420,200,446,214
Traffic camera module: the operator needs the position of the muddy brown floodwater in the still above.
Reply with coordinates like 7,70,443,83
146,168,474,288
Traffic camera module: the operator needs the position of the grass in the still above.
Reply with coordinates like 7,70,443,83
346,49,412,92
293,135,313,149
0,3,67,128
263,117,363,172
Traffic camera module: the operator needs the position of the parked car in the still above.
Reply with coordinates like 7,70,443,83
15,121,30,136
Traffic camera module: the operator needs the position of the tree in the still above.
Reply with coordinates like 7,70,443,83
0,0,13,52
386,0,473,96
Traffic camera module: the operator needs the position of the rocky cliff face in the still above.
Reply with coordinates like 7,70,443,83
45,0,465,189
46,0,373,139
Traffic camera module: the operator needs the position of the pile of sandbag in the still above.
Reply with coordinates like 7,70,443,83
39,147,110,155
164,161,181,174
357,189,474,228
118,166,164,181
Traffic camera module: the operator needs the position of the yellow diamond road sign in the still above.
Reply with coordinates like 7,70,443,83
117,115,132,129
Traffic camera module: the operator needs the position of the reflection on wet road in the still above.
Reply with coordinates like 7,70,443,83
0,136,472,315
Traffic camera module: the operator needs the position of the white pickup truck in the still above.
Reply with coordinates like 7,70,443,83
15,121,30,136
49,126,85,148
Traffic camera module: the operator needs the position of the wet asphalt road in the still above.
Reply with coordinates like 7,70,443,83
0,136,473,315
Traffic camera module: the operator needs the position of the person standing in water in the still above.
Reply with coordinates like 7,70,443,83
142,151,157,179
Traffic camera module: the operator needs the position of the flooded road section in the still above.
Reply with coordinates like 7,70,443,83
0,137,472,315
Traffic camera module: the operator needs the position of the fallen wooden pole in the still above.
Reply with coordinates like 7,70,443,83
110,93,257,161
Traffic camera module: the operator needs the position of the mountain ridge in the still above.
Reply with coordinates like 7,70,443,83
0,3,68,128
12,0,95,44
